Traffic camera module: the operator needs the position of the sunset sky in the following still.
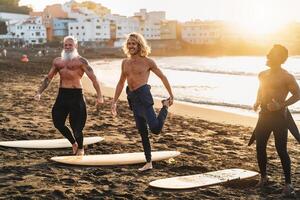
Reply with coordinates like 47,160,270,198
19,0,300,34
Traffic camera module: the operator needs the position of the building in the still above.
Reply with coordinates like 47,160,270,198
68,17,110,42
105,14,140,47
182,20,221,44
134,9,166,40
7,16,46,44
30,4,68,41
52,18,76,39
80,1,111,17
160,20,180,40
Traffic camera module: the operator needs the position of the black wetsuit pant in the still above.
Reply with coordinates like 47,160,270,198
254,108,291,184
127,85,168,163
52,88,87,149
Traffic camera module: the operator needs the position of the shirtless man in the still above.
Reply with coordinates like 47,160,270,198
34,36,103,155
251,44,300,196
111,32,174,171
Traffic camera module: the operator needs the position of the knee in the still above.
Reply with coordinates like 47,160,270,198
53,121,65,130
149,126,161,134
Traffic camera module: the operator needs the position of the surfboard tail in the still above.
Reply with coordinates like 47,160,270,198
287,110,300,144
248,132,256,146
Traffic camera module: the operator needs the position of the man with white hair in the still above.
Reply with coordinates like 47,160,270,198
34,36,104,155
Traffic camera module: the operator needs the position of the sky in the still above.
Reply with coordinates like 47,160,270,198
19,0,300,34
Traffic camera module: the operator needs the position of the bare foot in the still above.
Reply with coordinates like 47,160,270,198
72,143,78,155
282,184,296,197
76,148,84,156
255,176,269,188
138,162,153,171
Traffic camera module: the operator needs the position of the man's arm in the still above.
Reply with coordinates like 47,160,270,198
283,74,300,107
253,73,263,111
268,73,300,111
149,58,174,105
35,59,58,100
111,60,127,116
80,57,103,104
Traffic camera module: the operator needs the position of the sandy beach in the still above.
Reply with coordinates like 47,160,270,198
0,58,299,199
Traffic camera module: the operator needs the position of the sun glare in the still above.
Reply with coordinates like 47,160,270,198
237,20,287,36
230,0,291,36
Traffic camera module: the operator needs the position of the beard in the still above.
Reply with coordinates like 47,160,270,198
61,49,79,61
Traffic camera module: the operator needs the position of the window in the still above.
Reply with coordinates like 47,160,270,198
36,32,40,36
96,26,101,29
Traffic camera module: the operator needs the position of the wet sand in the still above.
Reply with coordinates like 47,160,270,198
0,58,299,199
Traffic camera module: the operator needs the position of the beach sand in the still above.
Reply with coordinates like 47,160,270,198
0,58,299,199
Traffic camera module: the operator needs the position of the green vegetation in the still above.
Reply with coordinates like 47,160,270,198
0,0,32,14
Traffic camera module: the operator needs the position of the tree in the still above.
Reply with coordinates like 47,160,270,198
0,0,19,6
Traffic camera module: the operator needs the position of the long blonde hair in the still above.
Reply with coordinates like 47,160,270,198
122,32,151,57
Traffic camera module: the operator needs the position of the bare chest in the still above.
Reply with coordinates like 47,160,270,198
262,75,287,91
124,61,150,76
56,60,83,74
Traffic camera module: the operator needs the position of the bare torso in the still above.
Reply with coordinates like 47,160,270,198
260,69,290,105
54,57,84,88
123,57,152,91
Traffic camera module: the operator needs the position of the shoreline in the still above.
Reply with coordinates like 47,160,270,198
82,77,300,128
82,77,258,127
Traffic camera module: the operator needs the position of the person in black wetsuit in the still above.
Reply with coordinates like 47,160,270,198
251,44,300,196
111,32,174,171
34,36,104,155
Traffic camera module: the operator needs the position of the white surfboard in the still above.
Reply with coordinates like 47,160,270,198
50,151,180,166
149,168,258,189
0,136,104,149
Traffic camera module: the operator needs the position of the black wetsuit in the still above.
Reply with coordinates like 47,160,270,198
52,88,87,149
126,84,168,162
251,105,292,184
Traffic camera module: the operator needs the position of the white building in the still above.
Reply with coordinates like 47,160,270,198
0,12,29,22
105,14,140,47
7,16,46,44
134,9,165,40
68,17,110,42
182,20,221,44
0,12,30,39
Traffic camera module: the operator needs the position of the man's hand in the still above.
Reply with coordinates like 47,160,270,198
253,102,260,112
169,96,174,106
34,93,41,101
267,99,283,111
111,101,117,117
96,96,104,106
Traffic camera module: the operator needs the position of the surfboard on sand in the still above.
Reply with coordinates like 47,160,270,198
50,151,180,166
149,168,258,189
0,136,104,149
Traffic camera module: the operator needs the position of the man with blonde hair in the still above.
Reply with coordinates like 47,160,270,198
34,36,104,156
111,32,174,171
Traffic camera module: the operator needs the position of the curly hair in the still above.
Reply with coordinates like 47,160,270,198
122,32,151,57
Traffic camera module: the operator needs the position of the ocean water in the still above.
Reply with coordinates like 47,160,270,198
92,56,300,119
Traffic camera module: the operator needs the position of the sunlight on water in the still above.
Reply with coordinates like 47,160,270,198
92,56,300,119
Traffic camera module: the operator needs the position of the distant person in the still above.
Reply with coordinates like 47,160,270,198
2,48,7,57
249,44,300,197
111,32,174,171
34,36,104,156
37,50,42,57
